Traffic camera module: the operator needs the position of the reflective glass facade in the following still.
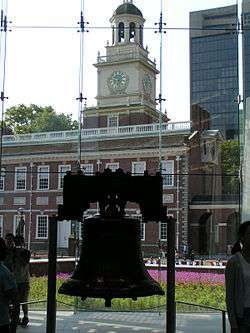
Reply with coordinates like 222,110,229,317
243,1,250,101
190,6,239,139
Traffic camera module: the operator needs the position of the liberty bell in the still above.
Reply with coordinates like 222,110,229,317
58,168,166,307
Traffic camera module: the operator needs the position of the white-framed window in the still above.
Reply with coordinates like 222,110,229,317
159,222,167,241
0,216,3,237
36,215,48,239
15,167,27,190
132,161,146,175
141,222,145,241
71,214,90,241
0,168,5,191
37,166,49,190
74,220,84,241
107,115,119,127
13,214,25,237
58,165,71,189
105,162,119,172
162,160,174,186
81,163,94,175
132,214,145,241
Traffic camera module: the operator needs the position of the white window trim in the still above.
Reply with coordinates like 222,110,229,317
131,214,145,241
162,160,175,187
15,167,27,191
159,222,167,241
141,222,145,241
159,213,173,241
58,164,71,189
36,215,48,239
107,114,119,128
81,163,94,175
13,215,26,236
131,161,146,175
37,165,50,190
0,216,3,237
0,168,5,191
105,162,119,172
72,214,91,241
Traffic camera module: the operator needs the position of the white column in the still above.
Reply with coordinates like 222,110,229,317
242,98,250,221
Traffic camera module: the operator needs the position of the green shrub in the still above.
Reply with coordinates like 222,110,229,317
29,277,226,312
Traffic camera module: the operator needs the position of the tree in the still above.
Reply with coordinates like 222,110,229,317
5,104,78,134
220,140,240,194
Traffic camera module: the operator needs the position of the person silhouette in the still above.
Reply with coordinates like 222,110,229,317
225,221,250,333
0,237,19,333
13,235,30,328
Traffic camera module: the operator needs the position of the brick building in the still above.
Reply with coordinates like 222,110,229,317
0,1,238,256
188,104,240,255
0,120,191,255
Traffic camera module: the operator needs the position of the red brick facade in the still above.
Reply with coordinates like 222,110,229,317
0,122,190,255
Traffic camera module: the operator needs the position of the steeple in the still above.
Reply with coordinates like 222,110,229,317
110,1,145,47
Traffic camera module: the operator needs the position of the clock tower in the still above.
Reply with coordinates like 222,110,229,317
84,0,161,128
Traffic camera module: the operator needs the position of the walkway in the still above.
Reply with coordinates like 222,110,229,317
17,310,231,332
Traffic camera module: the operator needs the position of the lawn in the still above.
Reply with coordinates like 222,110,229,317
29,271,226,311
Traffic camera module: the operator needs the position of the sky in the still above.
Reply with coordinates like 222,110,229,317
1,0,238,123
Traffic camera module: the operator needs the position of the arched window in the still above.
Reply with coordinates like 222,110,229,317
118,22,125,42
198,212,211,254
112,26,115,45
129,22,136,42
139,25,143,46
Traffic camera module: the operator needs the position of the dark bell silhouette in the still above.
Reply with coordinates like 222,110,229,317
58,168,166,307
59,215,164,307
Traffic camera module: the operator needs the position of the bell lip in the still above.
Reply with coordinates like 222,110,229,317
84,214,142,222
58,278,165,298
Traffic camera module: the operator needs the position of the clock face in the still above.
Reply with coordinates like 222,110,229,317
142,73,152,95
108,71,129,94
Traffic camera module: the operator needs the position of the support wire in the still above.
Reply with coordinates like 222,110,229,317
155,0,166,173
76,0,88,170
0,0,8,186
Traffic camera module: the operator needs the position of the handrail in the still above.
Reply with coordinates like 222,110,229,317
176,300,225,312
20,299,227,332
2,121,191,145
175,301,227,333
20,299,47,305
97,51,156,68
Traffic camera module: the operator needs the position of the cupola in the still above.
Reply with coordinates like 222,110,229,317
110,0,145,47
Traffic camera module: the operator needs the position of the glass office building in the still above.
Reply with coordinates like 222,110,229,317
243,1,250,101
190,6,239,139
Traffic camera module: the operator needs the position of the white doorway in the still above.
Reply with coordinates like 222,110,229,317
57,220,71,248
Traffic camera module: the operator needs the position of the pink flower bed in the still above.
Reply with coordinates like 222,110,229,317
148,270,224,286
57,271,225,286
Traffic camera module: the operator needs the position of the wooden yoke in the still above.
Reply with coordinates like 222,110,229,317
58,168,166,222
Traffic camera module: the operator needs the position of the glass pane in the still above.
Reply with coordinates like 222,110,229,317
0,1,241,331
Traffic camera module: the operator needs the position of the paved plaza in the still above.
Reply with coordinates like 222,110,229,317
17,311,231,332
